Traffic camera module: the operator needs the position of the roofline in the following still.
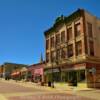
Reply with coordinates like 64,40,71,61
44,8,84,36
29,61,45,67
3,62,28,66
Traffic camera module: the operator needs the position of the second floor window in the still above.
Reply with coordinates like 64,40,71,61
56,49,60,60
76,41,82,56
61,31,65,43
46,53,49,63
67,27,72,41
50,37,54,48
87,22,93,38
89,40,94,56
68,44,73,57
61,48,66,59
51,51,55,62
56,34,60,45
46,39,49,50
75,23,81,37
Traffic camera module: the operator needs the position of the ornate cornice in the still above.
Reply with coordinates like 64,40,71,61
44,8,84,36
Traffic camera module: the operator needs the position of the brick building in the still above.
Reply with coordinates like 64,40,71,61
44,9,100,88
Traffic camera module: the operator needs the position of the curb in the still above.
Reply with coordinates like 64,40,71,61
0,79,94,92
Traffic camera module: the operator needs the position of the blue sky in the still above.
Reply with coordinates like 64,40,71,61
0,0,99,65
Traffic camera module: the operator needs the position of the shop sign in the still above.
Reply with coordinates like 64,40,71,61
34,68,43,75
44,68,60,74
53,68,60,72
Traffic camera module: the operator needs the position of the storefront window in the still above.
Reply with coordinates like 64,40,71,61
34,75,42,82
27,71,32,78
61,72,68,82
46,73,52,82
80,70,85,82
53,72,61,82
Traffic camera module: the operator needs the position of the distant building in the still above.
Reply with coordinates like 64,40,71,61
44,9,100,88
1,62,28,80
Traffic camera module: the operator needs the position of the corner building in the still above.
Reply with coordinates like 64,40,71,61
44,9,100,88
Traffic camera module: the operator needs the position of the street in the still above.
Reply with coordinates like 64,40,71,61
0,80,95,100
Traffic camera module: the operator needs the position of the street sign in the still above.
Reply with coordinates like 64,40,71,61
91,67,96,74
88,67,96,74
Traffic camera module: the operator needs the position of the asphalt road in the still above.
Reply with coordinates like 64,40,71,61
0,80,94,100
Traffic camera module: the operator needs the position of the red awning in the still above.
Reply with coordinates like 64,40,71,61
11,72,20,76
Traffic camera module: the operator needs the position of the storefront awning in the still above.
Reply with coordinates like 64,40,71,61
11,72,20,76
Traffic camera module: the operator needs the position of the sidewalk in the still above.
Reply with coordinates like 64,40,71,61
0,79,100,100
0,78,93,91
0,78,94,91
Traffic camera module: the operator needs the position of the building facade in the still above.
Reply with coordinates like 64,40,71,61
44,9,100,88
1,62,28,80
27,62,45,83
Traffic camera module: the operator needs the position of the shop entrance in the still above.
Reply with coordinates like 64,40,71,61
34,75,42,83
68,71,77,86
68,70,86,86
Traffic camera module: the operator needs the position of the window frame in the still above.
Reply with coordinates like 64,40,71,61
68,44,73,57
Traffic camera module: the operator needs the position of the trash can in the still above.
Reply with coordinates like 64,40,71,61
48,81,51,87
